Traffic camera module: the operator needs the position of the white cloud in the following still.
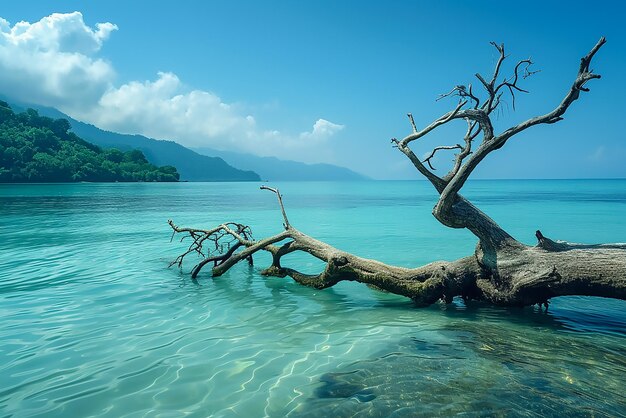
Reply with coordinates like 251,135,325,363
78,72,258,147
0,12,116,108
1,12,116,54
0,12,344,163
299,119,344,141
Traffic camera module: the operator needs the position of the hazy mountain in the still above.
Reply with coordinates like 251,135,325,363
4,97,366,182
3,98,260,182
193,147,368,181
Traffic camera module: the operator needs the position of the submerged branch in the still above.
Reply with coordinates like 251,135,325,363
167,38,624,310
169,194,626,308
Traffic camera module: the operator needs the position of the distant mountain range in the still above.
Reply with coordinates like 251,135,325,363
4,97,367,182
193,148,368,181
63,121,261,182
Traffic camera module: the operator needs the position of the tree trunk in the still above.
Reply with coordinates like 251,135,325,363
169,38,626,308
169,218,626,308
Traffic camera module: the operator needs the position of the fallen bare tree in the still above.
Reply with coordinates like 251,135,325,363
170,37,626,308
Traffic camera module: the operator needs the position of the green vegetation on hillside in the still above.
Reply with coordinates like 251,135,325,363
11,101,261,182
0,102,179,182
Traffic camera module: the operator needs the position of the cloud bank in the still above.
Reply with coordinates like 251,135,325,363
0,12,343,162
0,12,116,109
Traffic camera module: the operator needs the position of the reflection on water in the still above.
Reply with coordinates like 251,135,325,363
0,181,625,417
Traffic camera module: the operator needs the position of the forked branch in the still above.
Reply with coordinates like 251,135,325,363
423,144,463,170
168,220,255,278
168,38,626,309
394,37,607,247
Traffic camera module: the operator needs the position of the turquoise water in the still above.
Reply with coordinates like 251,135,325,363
1,180,625,417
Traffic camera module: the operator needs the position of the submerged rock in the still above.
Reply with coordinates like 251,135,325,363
316,372,377,402
297,320,626,417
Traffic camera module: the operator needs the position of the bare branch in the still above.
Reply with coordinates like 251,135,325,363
395,101,494,191
407,113,417,133
434,37,607,239
212,231,291,276
490,59,535,110
399,100,467,147
473,41,540,115
580,37,606,73
260,186,291,229
475,73,491,93
422,144,463,170
437,85,480,107
467,84,480,108
191,242,243,279
436,85,460,101
167,219,254,274
396,143,446,191
446,119,478,180
488,41,506,87
496,37,606,144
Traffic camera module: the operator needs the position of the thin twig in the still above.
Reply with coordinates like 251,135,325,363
423,145,463,170
260,186,291,229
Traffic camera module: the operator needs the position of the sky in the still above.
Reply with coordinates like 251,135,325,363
0,1,625,179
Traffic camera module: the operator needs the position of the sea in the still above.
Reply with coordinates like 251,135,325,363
1,180,625,417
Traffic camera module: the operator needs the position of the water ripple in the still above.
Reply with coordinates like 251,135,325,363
1,182,625,417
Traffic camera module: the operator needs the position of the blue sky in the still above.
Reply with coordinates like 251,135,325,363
1,1,624,179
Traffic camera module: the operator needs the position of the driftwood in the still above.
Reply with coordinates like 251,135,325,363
169,37,626,308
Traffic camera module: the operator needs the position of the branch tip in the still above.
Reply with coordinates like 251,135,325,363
407,113,418,133
261,185,291,229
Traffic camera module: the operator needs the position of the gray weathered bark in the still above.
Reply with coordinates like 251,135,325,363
169,37,626,308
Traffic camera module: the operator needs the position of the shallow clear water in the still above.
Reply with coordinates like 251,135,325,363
0,180,625,417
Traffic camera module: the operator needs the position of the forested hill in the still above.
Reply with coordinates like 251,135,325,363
0,102,179,182
9,100,261,182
